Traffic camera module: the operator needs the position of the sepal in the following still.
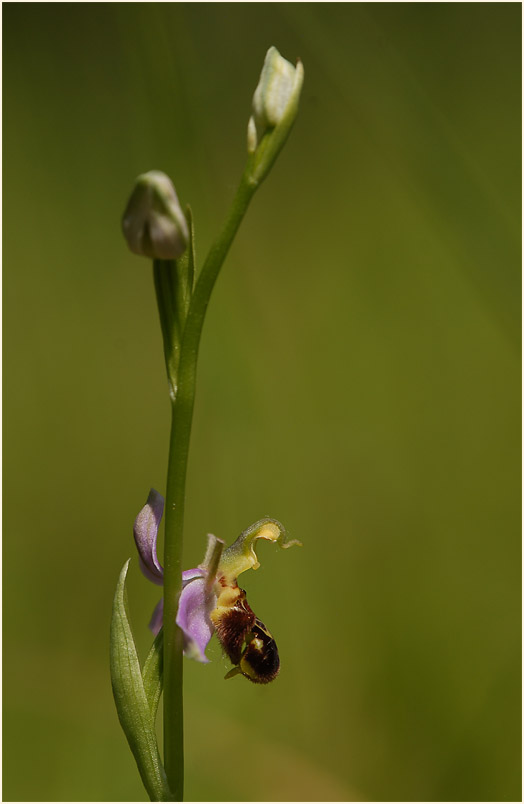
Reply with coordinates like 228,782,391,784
133,490,164,585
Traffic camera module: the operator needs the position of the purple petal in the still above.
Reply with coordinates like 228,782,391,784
134,489,164,585
147,570,207,640
176,578,215,663
182,568,205,584
149,598,164,636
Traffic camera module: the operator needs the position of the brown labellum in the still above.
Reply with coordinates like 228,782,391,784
213,588,256,665
239,618,280,684
214,586,281,684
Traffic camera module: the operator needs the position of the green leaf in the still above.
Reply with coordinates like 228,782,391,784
110,560,172,802
143,628,164,720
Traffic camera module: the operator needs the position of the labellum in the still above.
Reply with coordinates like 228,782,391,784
212,586,281,684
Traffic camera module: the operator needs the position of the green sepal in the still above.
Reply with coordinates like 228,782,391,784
218,517,302,583
110,560,172,802
142,627,164,720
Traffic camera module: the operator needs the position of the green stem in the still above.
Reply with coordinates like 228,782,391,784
161,171,257,800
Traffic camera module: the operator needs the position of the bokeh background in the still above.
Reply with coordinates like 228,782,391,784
3,3,521,801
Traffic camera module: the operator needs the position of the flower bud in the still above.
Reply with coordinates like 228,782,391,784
248,46,304,153
122,171,189,260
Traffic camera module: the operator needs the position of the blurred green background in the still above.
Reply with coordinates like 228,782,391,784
3,3,521,801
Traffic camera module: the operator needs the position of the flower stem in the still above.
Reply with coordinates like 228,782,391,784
161,171,257,800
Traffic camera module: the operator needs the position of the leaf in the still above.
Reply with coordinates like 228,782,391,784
143,628,164,720
110,560,172,802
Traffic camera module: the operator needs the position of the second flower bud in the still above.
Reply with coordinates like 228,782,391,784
122,171,189,260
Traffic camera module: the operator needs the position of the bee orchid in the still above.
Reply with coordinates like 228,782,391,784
133,489,301,682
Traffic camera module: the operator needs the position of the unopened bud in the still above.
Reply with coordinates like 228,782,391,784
248,46,304,153
122,171,189,260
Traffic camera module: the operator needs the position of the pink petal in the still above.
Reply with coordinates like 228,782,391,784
133,489,164,585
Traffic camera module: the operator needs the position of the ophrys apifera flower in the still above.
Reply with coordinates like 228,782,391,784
133,489,301,683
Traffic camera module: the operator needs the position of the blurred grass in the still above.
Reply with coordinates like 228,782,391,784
3,3,521,801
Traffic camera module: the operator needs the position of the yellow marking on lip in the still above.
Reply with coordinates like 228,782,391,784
210,585,242,625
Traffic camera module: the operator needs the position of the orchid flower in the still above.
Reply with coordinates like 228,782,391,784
134,489,301,683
